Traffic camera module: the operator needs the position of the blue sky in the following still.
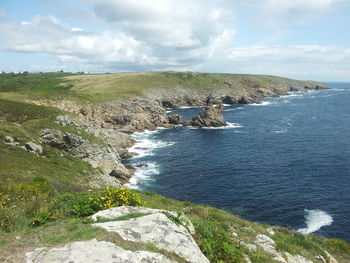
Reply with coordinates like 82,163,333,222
0,0,350,81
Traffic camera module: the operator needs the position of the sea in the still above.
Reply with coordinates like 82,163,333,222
124,82,350,242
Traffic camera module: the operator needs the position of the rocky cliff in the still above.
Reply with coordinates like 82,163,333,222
25,72,327,186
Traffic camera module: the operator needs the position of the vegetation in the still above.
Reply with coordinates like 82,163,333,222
0,71,323,103
0,73,348,263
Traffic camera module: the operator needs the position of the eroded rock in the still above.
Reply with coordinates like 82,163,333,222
25,142,43,154
189,104,227,127
92,207,209,263
55,115,75,126
168,114,183,125
40,128,130,183
25,239,177,263
255,234,314,263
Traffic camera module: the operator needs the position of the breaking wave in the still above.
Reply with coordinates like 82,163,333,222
297,209,333,234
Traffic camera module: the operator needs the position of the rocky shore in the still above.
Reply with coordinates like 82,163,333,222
26,74,327,186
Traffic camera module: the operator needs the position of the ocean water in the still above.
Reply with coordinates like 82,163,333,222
125,83,350,241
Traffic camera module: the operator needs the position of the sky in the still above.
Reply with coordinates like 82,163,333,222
0,0,350,81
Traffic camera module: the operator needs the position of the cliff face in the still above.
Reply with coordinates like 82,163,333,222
24,73,326,186
35,73,327,135
2,73,349,263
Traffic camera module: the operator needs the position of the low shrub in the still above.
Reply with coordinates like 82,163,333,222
193,219,244,263
50,187,146,218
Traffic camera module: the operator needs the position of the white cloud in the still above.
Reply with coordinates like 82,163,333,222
246,0,348,29
0,0,238,71
225,45,350,80
89,0,234,48
0,15,158,67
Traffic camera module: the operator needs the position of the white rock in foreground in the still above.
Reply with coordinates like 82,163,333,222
26,239,176,263
91,206,167,221
255,234,313,263
92,211,209,263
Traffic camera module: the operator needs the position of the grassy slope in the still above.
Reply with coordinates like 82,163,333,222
65,71,323,99
0,72,324,103
0,73,349,263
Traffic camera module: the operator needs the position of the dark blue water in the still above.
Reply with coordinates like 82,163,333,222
127,83,350,241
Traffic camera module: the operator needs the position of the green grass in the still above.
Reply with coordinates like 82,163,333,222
0,79,348,263
0,71,325,104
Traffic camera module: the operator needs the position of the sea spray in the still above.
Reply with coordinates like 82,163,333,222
298,209,333,234
126,128,175,188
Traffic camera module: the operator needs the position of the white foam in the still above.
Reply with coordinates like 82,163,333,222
130,128,175,158
201,122,243,130
272,129,288,134
250,101,272,106
297,209,333,234
125,162,160,189
179,106,202,109
224,107,243,112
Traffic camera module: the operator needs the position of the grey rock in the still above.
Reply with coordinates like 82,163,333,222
4,136,19,146
5,136,14,143
55,115,74,126
285,253,313,263
190,104,227,127
91,206,166,221
255,234,287,262
267,227,275,235
255,234,314,263
25,239,177,263
25,142,43,154
136,162,148,167
40,129,128,182
120,151,139,159
92,208,209,263
109,163,133,184
240,241,257,252
168,114,183,125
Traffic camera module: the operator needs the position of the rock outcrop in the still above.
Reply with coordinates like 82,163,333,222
25,142,43,154
91,206,209,263
185,104,227,127
40,128,130,181
4,136,19,146
26,239,177,263
168,114,183,125
255,234,313,263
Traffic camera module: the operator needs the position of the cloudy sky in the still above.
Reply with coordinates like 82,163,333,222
1,0,350,81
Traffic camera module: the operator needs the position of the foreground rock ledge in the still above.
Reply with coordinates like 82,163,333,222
92,206,208,263
25,239,177,263
26,206,208,263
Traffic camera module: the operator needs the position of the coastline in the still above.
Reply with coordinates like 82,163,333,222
121,88,327,187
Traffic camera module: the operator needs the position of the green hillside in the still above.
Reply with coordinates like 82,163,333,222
0,73,348,263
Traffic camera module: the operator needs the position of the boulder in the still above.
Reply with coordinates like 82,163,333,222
136,162,149,167
40,128,123,178
109,163,133,184
25,142,43,154
92,207,209,263
255,234,314,263
4,136,19,146
120,151,139,159
4,136,14,144
190,104,227,127
168,114,183,125
25,239,176,263
55,115,74,126
91,206,167,221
